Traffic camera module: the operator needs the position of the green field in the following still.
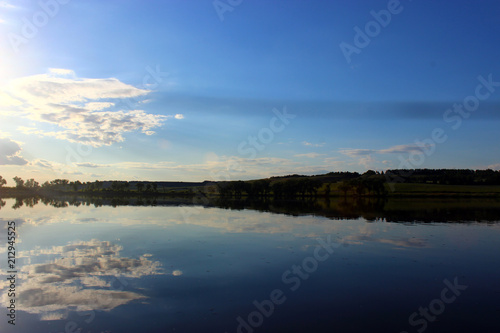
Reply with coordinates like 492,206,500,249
386,183,500,196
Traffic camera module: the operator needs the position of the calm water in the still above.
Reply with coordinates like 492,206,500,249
1,197,499,332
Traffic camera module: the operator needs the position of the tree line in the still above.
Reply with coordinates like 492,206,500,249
0,176,165,194
1,168,499,199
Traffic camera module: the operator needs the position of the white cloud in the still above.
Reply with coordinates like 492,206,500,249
294,153,325,158
47,68,76,77
302,141,325,147
85,102,115,111
34,106,165,146
486,163,500,170
0,90,22,107
0,137,28,165
31,159,55,169
10,70,149,104
75,162,108,168
174,113,184,119
3,69,171,147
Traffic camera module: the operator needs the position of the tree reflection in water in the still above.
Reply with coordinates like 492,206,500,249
1,194,499,223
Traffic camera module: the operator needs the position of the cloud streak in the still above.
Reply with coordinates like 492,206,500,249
338,143,435,169
340,143,433,157
294,153,325,158
302,141,325,147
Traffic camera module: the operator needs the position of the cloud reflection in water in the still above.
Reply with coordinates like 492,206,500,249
1,239,170,321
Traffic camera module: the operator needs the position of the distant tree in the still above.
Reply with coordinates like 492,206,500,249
50,179,70,190
244,182,256,198
218,182,229,197
109,181,129,192
252,179,271,197
352,180,366,197
338,182,351,198
146,183,152,192
110,181,121,191
24,178,40,189
94,180,103,191
0,176,6,188
137,182,144,192
271,181,284,199
232,181,245,199
280,179,301,199
152,183,157,192
324,183,331,197
363,170,377,177
12,198,23,209
308,179,322,197
83,182,93,191
13,176,24,188
72,180,82,192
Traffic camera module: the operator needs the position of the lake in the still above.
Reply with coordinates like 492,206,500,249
1,197,499,332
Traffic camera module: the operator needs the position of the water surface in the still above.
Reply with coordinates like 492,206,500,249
1,198,499,332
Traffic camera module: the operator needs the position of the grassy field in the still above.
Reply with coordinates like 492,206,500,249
386,183,500,196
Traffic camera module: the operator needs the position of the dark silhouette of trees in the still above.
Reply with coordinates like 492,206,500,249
338,182,350,198
71,181,82,191
13,176,24,188
24,178,40,189
324,183,331,197
2,168,498,200
0,176,6,188
12,198,24,209
111,181,130,192
232,181,245,199
271,181,284,199
83,180,103,192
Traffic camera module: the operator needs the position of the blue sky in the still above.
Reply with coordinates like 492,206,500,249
0,0,499,182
